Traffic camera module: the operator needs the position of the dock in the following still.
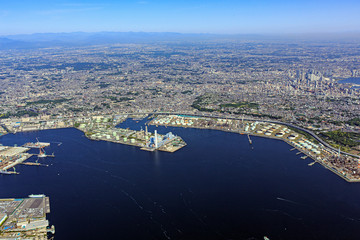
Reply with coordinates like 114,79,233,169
21,162,49,167
308,162,316,166
140,147,156,152
0,170,19,175
23,142,50,149
247,134,252,144
0,142,55,174
33,153,55,158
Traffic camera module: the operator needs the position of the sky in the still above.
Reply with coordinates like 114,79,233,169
0,0,360,35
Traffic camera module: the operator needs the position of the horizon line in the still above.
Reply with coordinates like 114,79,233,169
2,30,360,38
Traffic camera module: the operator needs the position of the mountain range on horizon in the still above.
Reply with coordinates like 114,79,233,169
1,31,360,50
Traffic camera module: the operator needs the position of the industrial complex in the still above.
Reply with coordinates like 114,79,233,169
75,115,186,153
0,195,54,239
151,114,360,182
0,112,359,182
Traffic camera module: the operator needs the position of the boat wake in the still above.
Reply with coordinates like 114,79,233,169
276,197,304,206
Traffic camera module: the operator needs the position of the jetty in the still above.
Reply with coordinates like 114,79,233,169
247,134,252,144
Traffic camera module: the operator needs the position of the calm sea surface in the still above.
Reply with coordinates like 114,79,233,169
1,118,360,240
338,77,360,84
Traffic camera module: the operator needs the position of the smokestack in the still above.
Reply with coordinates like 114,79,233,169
154,130,158,148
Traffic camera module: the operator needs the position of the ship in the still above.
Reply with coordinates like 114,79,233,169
28,194,45,198
23,139,50,149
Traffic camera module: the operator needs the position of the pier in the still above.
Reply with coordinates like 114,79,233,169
0,142,54,175
247,134,252,144
23,142,50,149
21,162,49,167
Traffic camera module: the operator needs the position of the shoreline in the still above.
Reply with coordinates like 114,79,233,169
149,115,360,183
1,114,359,182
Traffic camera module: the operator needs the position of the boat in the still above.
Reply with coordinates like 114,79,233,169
28,194,45,198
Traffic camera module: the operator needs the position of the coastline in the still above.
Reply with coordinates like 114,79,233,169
1,113,359,182
149,114,360,182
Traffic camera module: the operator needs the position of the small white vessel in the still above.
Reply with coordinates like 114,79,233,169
28,194,45,198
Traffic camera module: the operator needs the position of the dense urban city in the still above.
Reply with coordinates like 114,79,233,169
0,36,360,238
1,0,360,238
0,38,359,151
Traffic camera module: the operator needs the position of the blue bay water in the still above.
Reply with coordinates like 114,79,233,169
338,77,360,84
1,119,360,239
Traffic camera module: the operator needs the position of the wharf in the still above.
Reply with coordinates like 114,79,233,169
158,137,187,152
0,170,19,175
23,142,50,149
0,143,53,174
33,153,55,157
2,154,32,171
150,114,360,182
21,162,49,167
140,147,156,152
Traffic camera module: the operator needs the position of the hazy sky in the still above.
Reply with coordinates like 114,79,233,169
1,0,359,35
